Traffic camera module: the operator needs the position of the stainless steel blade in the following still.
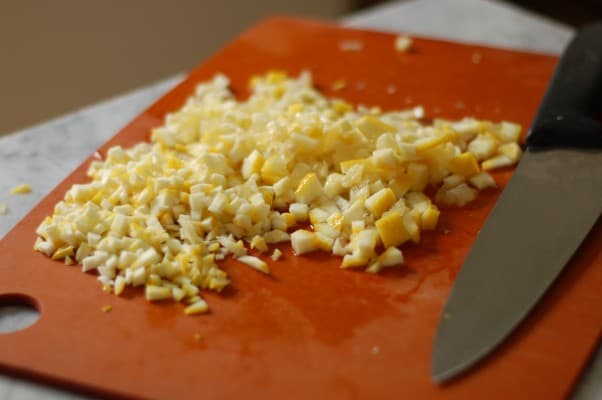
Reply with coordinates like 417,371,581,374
432,148,602,382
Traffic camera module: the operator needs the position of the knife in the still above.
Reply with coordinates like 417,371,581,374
432,22,602,383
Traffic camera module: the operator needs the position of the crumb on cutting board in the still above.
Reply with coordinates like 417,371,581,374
271,248,283,261
395,35,413,52
331,79,347,91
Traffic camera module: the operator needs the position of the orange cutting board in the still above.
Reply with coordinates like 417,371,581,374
0,17,601,400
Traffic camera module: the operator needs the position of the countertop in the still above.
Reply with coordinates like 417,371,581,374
0,0,598,399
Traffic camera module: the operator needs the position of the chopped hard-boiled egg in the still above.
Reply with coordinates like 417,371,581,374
271,248,283,261
34,71,522,315
332,80,347,91
395,35,413,52
237,255,270,274
11,184,31,195
184,299,209,315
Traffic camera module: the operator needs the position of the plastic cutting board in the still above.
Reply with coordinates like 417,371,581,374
0,17,601,400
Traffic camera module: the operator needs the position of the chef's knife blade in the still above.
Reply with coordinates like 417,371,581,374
432,22,602,383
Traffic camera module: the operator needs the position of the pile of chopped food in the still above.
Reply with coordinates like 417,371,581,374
34,71,522,314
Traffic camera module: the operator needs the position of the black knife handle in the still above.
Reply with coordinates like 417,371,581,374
527,22,602,149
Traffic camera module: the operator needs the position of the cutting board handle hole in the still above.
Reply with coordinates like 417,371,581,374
0,294,40,334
